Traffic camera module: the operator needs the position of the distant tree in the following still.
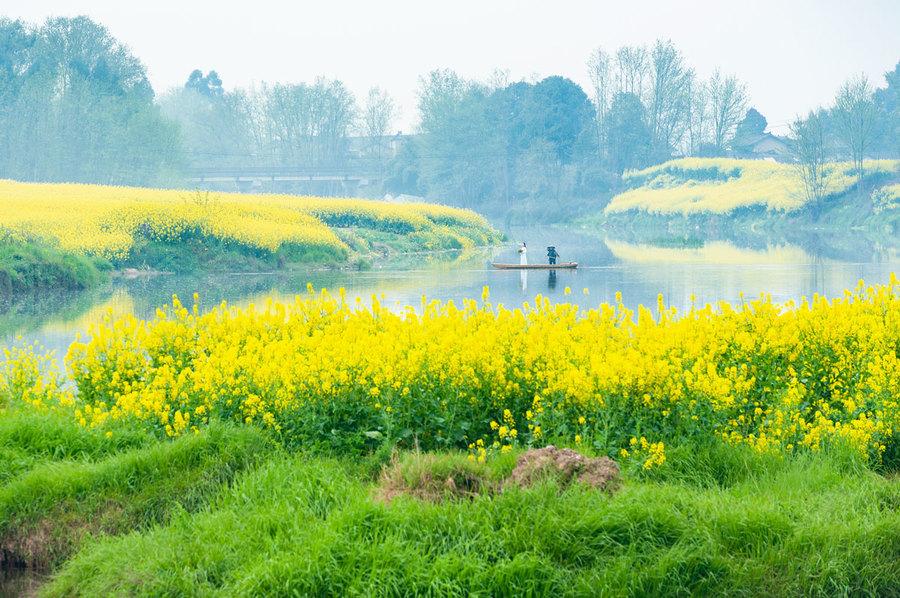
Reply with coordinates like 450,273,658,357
615,46,648,96
416,70,501,206
734,108,768,139
833,74,877,181
185,69,224,98
260,78,357,168
708,69,749,153
587,48,612,162
523,76,596,164
360,86,396,170
789,110,828,205
416,71,597,206
872,62,899,158
646,40,693,162
0,16,180,185
159,75,253,169
606,91,651,174
685,77,711,156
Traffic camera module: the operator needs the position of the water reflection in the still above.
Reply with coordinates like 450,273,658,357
1,227,897,358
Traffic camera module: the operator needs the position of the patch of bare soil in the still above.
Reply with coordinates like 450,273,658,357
505,446,620,492
376,447,620,504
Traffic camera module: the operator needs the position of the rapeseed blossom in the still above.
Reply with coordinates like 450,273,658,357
0,180,495,260
2,277,898,465
606,158,899,215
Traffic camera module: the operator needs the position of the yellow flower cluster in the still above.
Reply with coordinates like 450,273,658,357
620,437,667,469
5,277,899,463
0,180,495,260
605,158,899,215
0,344,74,412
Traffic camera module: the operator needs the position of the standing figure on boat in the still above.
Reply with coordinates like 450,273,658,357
518,242,528,266
547,246,560,265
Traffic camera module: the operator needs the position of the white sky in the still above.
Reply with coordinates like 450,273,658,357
5,0,900,133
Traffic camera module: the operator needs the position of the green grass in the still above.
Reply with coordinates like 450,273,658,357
0,237,107,293
37,444,899,597
0,413,273,569
121,233,348,274
0,411,153,484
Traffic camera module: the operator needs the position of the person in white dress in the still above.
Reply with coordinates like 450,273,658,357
518,242,528,266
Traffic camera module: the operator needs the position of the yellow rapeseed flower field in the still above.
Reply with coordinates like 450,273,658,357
0,180,496,260
605,158,899,215
5,276,896,467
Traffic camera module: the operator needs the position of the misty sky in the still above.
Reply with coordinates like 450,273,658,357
6,0,900,133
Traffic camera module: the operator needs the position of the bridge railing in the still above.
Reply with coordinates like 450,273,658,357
188,162,384,181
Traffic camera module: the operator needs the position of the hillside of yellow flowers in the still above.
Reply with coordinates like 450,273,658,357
605,158,898,215
2,276,895,468
0,179,499,280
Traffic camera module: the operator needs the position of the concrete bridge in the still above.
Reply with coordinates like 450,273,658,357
187,165,385,194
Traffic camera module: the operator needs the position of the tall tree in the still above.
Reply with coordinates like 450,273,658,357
708,69,748,154
834,74,877,180
0,17,179,185
872,61,899,157
685,77,711,156
606,91,651,174
260,78,356,168
646,40,693,162
360,86,396,169
615,46,648,96
587,48,612,163
733,108,768,140
159,71,252,169
790,110,828,205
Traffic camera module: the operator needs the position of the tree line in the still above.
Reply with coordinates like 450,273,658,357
0,16,897,206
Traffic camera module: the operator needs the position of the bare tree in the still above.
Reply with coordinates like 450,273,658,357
647,40,693,160
833,74,876,181
587,47,612,162
685,77,711,156
361,86,396,168
615,45,648,97
789,110,828,205
708,69,748,154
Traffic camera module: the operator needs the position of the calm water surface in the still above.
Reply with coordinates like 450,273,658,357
2,226,897,360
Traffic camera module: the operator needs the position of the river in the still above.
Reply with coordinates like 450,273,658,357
1,226,897,360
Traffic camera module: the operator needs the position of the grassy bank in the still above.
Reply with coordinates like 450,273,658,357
27,443,900,597
0,236,107,294
0,180,501,282
0,408,896,596
592,158,900,242
0,409,273,571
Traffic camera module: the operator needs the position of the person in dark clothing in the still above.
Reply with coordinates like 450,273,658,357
547,246,560,265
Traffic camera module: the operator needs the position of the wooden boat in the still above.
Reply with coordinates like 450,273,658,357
491,262,578,270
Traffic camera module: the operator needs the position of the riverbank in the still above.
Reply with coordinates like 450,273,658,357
0,237,108,294
0,407,896,597
0,180,502,290
588,159,900,246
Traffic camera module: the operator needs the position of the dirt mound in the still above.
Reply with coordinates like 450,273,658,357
376,447,620,504
506,446,620,491
375,455,492,504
